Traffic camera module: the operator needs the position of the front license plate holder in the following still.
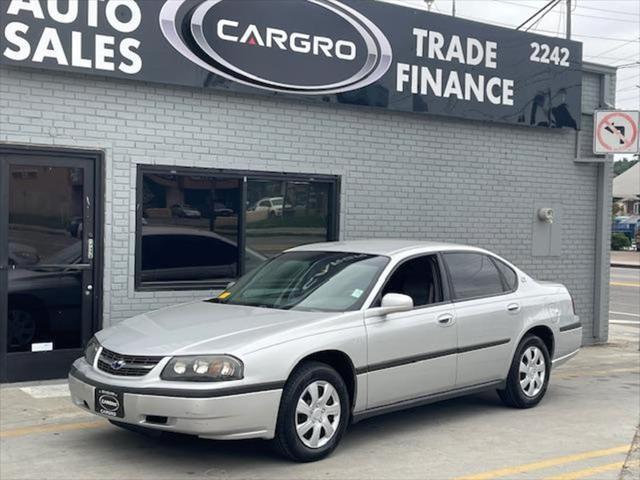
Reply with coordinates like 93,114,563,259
95,388,125,418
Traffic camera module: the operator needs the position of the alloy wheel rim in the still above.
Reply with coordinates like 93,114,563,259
519,346,546,397
295,380,341,449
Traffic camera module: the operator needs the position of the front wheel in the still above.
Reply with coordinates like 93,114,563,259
498,335,550,408
273,361,350,462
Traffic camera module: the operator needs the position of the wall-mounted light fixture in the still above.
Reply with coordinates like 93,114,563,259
537,207,555,224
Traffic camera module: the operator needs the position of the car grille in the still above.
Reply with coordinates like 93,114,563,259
97,347,164,377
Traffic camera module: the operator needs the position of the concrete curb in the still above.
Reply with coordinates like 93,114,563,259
611,263,640,269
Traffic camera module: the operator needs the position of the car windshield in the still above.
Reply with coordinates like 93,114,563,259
210,251,389,312
271,198,283,206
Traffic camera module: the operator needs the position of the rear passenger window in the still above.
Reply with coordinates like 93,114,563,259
444,253,504,300
494,259,518,291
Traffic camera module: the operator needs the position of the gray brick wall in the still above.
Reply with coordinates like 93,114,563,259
0,65,613,343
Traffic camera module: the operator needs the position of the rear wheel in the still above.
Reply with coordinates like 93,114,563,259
273,362,349,462
498,335,550,408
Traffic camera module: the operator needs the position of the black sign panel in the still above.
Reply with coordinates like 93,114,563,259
0,0,582,129
95,387,124,418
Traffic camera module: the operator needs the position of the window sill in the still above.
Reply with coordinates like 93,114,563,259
135,281,233,293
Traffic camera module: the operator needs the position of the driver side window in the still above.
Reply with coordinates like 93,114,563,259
377,255,443,308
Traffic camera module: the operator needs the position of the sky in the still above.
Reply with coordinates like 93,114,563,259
378,0,640,111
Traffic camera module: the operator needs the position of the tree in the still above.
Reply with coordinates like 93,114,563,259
611,232,631,251
613,155,639,177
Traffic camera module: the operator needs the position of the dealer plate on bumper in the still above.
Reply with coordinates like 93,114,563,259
95,388,124,418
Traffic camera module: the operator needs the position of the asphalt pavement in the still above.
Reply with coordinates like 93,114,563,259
610,267,640,325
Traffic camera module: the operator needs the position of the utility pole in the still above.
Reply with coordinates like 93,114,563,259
452,0,456,17
566,0,571,39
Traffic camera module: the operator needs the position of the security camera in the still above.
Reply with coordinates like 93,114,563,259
538,208,554,224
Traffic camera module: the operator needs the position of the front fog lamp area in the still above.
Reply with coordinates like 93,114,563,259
161,356,243,382
84,337,100,365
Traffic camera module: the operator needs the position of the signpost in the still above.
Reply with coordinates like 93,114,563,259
593,110,640,155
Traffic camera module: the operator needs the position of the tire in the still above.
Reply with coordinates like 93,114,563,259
498,335,551,408
273,361,350,462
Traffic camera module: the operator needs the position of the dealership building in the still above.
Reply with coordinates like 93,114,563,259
0,0,616,382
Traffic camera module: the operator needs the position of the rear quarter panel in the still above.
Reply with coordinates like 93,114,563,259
512,279,581,367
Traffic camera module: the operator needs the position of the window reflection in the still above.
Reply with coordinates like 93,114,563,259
140,174,241,284
137,170,337,288
7,165,84,352
246,179,331,258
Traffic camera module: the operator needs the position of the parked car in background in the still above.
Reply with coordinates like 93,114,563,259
139,226,265,284
8,242,40,267
69,240,581,462
250,197,290,217
170,204,202,219
8,241,83,351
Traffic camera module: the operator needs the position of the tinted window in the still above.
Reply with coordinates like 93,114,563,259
444,253,504,300
246,179,331,257
140,173,241,285
137,168,339,289
380,255,442,307
141,235,237,282
494,259,518,291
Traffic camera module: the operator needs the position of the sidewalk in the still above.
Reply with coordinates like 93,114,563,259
611,251,640,269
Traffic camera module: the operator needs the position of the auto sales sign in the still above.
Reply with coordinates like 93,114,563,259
0,0,583,129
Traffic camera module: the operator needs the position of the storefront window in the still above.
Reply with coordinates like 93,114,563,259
139,173,241,287
136,168,338,290
246,179,331,259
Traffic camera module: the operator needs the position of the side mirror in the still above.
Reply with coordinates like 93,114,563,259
367,293,413,317
226,281,236,290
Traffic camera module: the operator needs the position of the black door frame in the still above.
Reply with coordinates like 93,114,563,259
0,144,104,383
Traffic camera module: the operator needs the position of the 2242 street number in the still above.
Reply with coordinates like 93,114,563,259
530,42,570,67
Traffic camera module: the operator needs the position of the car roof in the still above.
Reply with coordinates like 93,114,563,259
287,239,483,257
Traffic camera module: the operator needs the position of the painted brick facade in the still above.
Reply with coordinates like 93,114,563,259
0,65,614,343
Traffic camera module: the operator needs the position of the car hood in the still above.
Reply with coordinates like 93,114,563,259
96,301,336,357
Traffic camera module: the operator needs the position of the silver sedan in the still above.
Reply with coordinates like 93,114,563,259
68,240,582,462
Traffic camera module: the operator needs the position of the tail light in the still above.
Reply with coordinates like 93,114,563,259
570,294,576,315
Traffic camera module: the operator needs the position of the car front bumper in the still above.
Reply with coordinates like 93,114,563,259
68,359,282,440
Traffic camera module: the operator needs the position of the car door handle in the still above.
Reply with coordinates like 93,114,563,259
507,303,521,313
437,314,455,326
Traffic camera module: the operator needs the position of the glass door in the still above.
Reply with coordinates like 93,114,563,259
0,152,97,382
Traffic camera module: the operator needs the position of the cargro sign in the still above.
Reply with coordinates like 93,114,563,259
0,0,583,129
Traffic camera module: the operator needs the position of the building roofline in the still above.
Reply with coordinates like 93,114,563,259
583,61,617,76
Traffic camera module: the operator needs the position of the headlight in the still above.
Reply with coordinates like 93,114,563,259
84,337,100,366
161,355,244,382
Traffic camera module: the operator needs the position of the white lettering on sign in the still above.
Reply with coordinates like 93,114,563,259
396,28,514,107
217,19,357,61
2,0,143,74
396,63,514,106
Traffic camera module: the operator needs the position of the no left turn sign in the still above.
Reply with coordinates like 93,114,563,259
593,110,640,155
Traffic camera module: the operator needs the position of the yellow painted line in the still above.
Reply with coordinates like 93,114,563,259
454,445,629,480
0,420,107,438
542,461,624,480
610,281,640,288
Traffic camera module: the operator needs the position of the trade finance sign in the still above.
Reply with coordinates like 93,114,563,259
0,0,583,129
